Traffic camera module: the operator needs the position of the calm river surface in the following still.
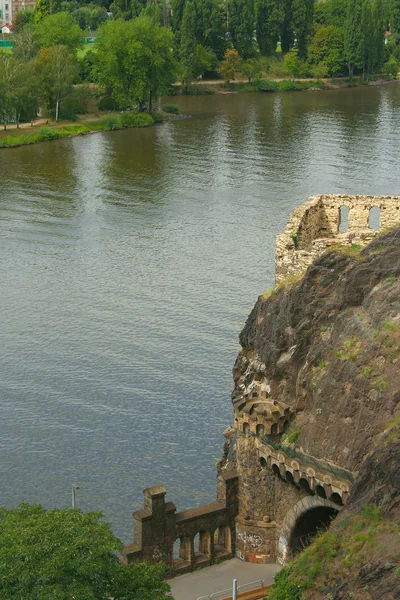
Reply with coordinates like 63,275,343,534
1,85,400,542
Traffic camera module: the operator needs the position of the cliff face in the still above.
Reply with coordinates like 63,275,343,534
235,227,400,472
220,228,400,576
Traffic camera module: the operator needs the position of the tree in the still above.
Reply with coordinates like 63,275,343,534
217,47,242,81
0,503,171,600
255,0,283,55
292,0,314,59
344,0,363,77
38,45,77,120
12,25,39,63
228,0,255,58
240,57,265,81
195,0,227,60
34,0,61,23
12,8,35,32
109,0,142,21
95,17,176,111
307,24,345,76
281,0,294,53
37,12,84,50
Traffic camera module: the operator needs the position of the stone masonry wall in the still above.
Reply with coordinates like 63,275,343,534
276,194,400,283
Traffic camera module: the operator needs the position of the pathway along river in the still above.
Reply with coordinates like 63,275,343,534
1,86,400,543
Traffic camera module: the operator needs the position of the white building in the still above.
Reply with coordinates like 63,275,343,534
0,0,12,27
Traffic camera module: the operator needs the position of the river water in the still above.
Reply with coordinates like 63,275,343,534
1,85,400,543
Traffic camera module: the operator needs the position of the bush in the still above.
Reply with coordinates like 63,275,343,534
257,78,278,92
162,103,180,114
99,114,122,130
268,567,301,600
120,112,154,127
38,126,60,140
277,79,311,91
383,57,399,78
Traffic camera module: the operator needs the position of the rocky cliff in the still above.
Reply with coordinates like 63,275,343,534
221,225,400,594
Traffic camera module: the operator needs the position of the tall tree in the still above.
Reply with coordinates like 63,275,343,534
344,0,362,78
281,0,294,53
292,0,314,59
255,0,283,55
38,45,77,120
95,17,176,111
228,0,255,58
195,0,227,59
34,0,61,22
37,12,84,50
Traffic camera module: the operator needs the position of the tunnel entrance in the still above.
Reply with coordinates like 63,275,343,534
289,506,339,555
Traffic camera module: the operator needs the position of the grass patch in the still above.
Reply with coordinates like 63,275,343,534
335,337,362,361
286,428,301,444
161,103,180,114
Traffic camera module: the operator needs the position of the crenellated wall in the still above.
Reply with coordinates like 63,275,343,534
276,194,400,283
121,471,238,576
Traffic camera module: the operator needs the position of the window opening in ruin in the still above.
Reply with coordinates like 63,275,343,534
193,533,200,555
299,478,310,492
286,471,294,484
289,506,339,555
330,492,343,506
173,538,181,561
256,424,265,436
271,423,278,435
260,457,267,468
243,422,250,436
369,206,380,230
214,526,231,556
339,205,350,233
272,464,281,477
316,485,327,499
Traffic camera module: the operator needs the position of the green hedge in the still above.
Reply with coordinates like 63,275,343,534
120,112,154,127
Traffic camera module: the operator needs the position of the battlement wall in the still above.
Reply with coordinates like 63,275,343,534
276,194,400,283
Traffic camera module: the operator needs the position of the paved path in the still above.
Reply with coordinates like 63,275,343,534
168,559,281,600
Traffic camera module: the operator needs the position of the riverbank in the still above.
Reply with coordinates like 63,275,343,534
178,74,399,95
0,109,182,149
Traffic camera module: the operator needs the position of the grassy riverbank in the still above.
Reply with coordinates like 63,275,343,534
0,110,177,149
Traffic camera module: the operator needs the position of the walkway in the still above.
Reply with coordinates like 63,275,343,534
168,558,281,600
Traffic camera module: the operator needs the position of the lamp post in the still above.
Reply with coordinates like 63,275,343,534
72,484,80,509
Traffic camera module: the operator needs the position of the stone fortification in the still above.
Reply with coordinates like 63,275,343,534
276,194,400,283
121,471,238,576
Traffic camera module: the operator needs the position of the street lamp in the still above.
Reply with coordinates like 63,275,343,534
72,484,80,509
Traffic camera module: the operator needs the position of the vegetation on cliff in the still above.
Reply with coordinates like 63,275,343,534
254,227,400,599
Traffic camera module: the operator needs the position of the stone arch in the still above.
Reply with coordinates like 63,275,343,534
243,422,250,436
256,424,265,436
330,492,343,506
369,206,380,230
260,456,267,468
214,525,231,557
173,536,191,566
271,423,278,435
338,205,350,233
278,496,340,564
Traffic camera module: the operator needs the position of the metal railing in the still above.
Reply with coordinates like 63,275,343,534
196,576,273,600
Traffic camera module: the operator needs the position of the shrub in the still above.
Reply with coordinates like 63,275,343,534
99,114,122,130
257,78,278,92
383,57,399,78
268,567,301,600
162,103,180,114
120,112,154,127
277,79,311,91
38,126,60,140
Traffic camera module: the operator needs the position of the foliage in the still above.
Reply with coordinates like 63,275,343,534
38,45,78,121
120,111,154,126
255,0,283,55
292,0,314,59
0,503,171,599
228,0,256,58
267,567,301,600
256,77,278,91
217,48,242,82
12,9,35,32
34,0,61,23
383,55,399,77
12,26,40,63
0,54,39,128
100,113,122,129
283,48,305,77
179,1,217,86
94,17,176,111
307,24,345,76
37,12,84,51
240,58,266,82
162,103,180,114
286,427,301,443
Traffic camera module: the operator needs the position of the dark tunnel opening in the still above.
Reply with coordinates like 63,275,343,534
289,506,339,555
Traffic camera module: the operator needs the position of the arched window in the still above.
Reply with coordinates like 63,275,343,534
260,456,267,468
271,423,278,435
272,464,281,478
331,492,343,506
339,205,350,233
369,206,380,230
299,478,310,492
316,485,327,499
243,422,250,436
286,471,294,484
256,424,265,436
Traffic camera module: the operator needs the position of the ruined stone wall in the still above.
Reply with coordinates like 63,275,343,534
121,471,238,577
276,194,400,283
